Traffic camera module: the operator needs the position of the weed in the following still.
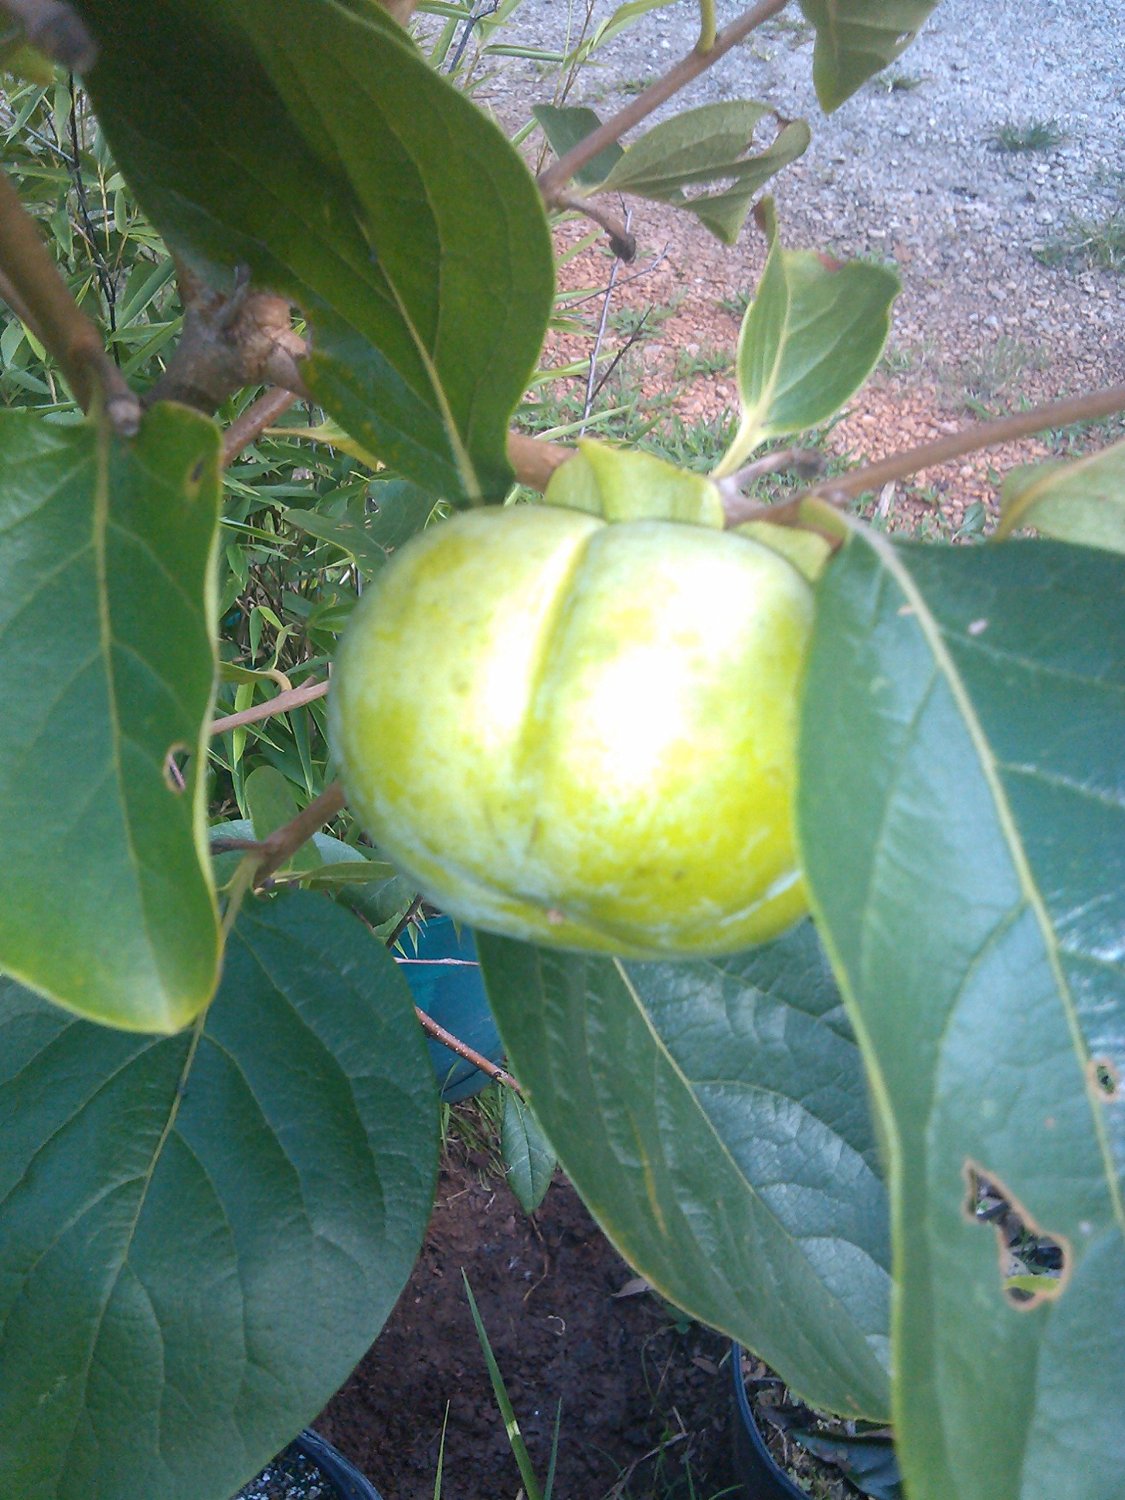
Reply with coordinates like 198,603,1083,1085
441,1084,508,1183
954,501,989,542
717,289,751,318
958,337,1046,401
988,119,1066,153
1041,410,1125,457
879,337,939,377
672,346,734,381
1034,210,1125,273
762,13,813,45
872,70,926,92
609,297,681,338
618,74,657,96
645,413,736,473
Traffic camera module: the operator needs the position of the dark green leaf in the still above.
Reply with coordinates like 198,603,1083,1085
799,535,1125,1500
73,0,554,501
0,892,438,1500
501,1089,557,1214
478,924,892,1418
0,406,221,1032
798,0,940,111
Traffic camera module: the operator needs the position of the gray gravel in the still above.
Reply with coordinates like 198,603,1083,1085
472,0,1124,389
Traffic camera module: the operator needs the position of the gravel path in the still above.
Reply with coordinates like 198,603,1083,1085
478,0,1124,394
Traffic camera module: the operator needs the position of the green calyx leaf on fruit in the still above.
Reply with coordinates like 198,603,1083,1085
329,500,814,960
543,439,725,528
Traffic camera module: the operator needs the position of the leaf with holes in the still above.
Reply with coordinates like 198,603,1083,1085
0,892,438,1500
71,0,554,502
714,201,898,474
478,922,892,1418
995,436,1125,554
799,534,1125,1500
798,0,940,111
0,406,221,1032
597,101,811,244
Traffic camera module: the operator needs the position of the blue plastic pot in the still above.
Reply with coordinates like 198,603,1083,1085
396,915,503,1102
292,1430,383,1500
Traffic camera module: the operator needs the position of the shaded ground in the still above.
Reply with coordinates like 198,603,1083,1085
314,1156,734,1500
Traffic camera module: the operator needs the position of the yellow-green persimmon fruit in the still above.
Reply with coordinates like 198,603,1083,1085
329,504,813,957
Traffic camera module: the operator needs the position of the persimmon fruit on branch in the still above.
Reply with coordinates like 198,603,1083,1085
329,500,814,957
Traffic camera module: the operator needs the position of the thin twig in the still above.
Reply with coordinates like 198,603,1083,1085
385,894,427,952
557,242,672,311
66,76,117,351
253,781,347,885
415,1005,522,1093
581,207,632,431
446,0,499,73
0,169,140,432
587,316,650,409
210,677,329,735
720,384,1125,527
538,0,790,201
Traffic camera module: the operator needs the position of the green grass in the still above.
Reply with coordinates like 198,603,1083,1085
1040,409,1125,458
1034,210,1125,273
717,289,751,318
672,346,734,381
956,337,1046,402
988,119,1066,153
608,297,681,338
878,336,939,378
617,74,657,96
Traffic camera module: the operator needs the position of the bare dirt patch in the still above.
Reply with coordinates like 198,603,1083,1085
314,1155,733,1500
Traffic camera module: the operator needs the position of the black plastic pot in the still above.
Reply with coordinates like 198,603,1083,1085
731,1348,903,1500
291,1430,384,1500
730,1344,808,1500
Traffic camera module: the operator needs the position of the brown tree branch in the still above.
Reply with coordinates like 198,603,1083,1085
222,386,303,466
555,191,636,261
414,1004,522,1093
0,169,140,432
211,677,330,735
537,0,790,202
721,384,1125,527
0,0,95,69
252,781,347,885
148,264,309,414
507,429,574,491
715,447,825,517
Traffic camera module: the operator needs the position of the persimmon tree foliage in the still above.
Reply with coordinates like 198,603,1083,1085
0,2,1122,1498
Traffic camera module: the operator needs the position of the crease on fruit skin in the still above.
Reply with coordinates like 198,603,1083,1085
509,520,597,828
